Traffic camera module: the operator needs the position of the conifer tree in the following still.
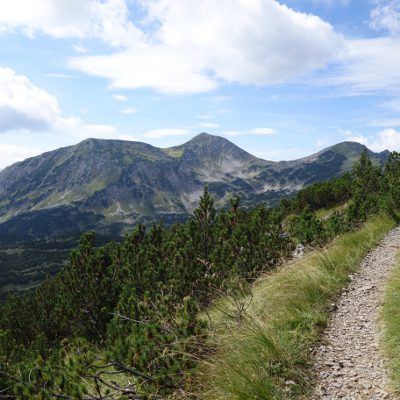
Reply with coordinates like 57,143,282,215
194,186,216,259
384,151,400,218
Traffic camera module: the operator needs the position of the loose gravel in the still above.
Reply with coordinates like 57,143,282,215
311,227,400,400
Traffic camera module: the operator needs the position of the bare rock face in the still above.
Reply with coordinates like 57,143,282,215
292,243,305,259
311,227,400,400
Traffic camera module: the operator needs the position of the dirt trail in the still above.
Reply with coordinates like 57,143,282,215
312,227,400,400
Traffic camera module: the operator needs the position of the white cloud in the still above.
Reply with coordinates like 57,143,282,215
69,46,217,94
199,122,219,128
143,128,193,138
68,0,345,94
0,67,61,132
324,38,400,95
0,143,44,170
112,94,128,101
0,67,122,136
223,128,277,136
117,134,139,142
45,73,74,79
251,128,278,135
120,107,137,114
370,118,400,127
73,44,88,54
1,0,398,98
146,0,343,83
0,67,125,144
381,98,400,111
310,2,400,95
53,117,119,139
344,128,400,152
370,0,400,36
0,0,144,47
198,114,214,120
84,124,117,136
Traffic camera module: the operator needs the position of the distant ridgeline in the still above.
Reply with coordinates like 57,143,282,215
0,134,390,296
0,134,389,241
1,150,400,398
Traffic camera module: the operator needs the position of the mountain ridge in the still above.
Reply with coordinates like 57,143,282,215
0,133,389,241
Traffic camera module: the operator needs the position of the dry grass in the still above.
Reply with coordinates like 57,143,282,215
197,214,395,399
382,250,400,397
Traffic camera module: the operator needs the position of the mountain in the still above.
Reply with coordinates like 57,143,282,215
0,133,390,296
0,133,389,241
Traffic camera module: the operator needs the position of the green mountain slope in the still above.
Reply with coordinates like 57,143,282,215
0,133,388,241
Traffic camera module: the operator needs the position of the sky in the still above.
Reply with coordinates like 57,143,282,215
0,0,400,169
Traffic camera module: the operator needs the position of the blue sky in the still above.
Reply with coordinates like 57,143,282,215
0,0,400,169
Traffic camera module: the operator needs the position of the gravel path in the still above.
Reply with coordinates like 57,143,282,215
312,227,400,400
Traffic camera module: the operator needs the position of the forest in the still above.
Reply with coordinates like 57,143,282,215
1,150,400,399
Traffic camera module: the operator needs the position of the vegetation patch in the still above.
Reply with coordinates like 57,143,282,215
315,202,348,220
200,214,395,399
382,250,400,396
162,147,184,158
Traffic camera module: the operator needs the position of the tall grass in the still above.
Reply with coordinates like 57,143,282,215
382,250,400,396
198,214,395,399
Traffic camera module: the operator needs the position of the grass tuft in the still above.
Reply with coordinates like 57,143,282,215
382,248,400,396
199,214,395,399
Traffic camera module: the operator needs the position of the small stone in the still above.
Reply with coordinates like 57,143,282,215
361,382,372,390
324,361,336,367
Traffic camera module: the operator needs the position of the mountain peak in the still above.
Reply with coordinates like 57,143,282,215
328,141,367,152
187,132,224,144
78,137,104,147
179,132,259,164
184,132,244,150
192,132,212,139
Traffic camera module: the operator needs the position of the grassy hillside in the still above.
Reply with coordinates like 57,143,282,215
199,214,395,399
382,251,400,395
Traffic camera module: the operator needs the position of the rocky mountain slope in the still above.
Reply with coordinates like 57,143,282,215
0,133,389,241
